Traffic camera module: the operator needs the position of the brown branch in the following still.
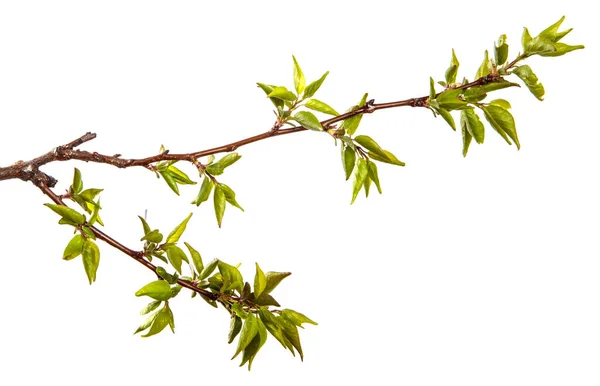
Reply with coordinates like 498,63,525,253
0,73,506,186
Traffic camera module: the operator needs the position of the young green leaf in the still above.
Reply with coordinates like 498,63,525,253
72,168,83,194
481,105,520,149
206,153,241,175
159,170,180,195
475,50,492,79
191,177,214,206
367,150,405,167
134,310,159,335
280,309,318,327
340,93,368,136
429,77,436,101
495,34,509,66
303,71,329,99
168,165,196,185
218,261,244,293
342,145,356,181
156,267,177,284
240,317,268,370
220,184,244,211
512,65,545,101
436,89,468,110
460,110,474,157
214,184,227,227
141,229,163,243
461,108,485,145
142,306,172,338
263,271,291,295
165,245,187,274
363,173,372,198
135,280,172,301
351,158,368,204
228,315,243,344
166,213,193,244
80,188,103,203
82,239,100,285
354,135,388,160
489,99,512,110
63,234,84,261
292,55,306,95
199,258,219,280
278,316,304,360
232,313,259,360
304,99,339,116
437,108,456,131
367,160,382,194
293,111,323,131
140,300,162,315
184,242,203,275
445,49,459,85
138,216,151,235
257,83,285,109
254,263,267,299
44,204,86,225
267,86,297,102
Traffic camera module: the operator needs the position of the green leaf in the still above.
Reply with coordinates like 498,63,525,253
258,308,289,350
140,300,162,315
521,27,532,52
80,188,103,203
240,317,268,370
81,226,96,240
489,99,512,110
445,49,459,85
475,50,492,79
305,99,339,116
354,135,388,160
263,271,291,294
135,280,172,301
184,242,203,276
462,86,487,103
351,158,368,204
44,204,86,225
88,200,101,226
367,150,405,166
512,65,545,101
461,108,485,145
437,108,456,131
303,71,329,98
159,170,180,195
134,310,158,335
166,213,193,244
138,216,151,235
82,239,100,285
342,144,356,181
280,309,318,327
257,83,284,110
220,183,244,211
523,17,584,57
367,160,382,194
460,110,474,157
218,261,244,293
293,111,323,131
254,293,280,307
165,245,186,274
340,93,368,136
232,313,259,360
156,267,177,284
191,177,214,207
267,86,297,102
63,234,84,261
228,316,243,344
436,89,468,110
214,184,226,228
142,306,172,337
278,316,304,360
429,77,436,101
199,258,219,280
168,165,196,185
72,168,83,194
481,105,520,149
480,80,520,93
254,263,267,299
206,153,241,175
495,34,509,66
141,229,163,243
292,55,306,95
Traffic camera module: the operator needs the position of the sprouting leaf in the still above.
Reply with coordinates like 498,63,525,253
460,110,474,157
436,89,468,110
437,108,456,131
184,242,203,275
475,50,492,80
462,86,488,103
141,229,163,243
165,245,187,274
254,293,281,307
293,111,323,131
512,65,545,101
142,306,172,338
82,239,100,285
220,184,244,211
72,168,83,194
156,266,177,284
429,77,436,101
218,261,244,293
263,271,291,294
489,99,512,110
191,177,214,206
351,158,368,204
363,167,372,198
135,280,172,301
367,150,405,166
167,165,196,185
80,188,103,203
206,153,241,175
257,83,284,109
134,310,159,335
159,170,180,195
87,200,101,226
305,99,339,116
292,55,306,95
481,105,520,149
44,204,86,225
199,258,219,280
81,226,96,240
228,315,243,344
232,313,259,360
254,263,267,299
461,108,485,145
214,184,227,228
138,216,151,235
166,213,193,244
367,160,382,194
495,34,509,66
523,17,584,57
342,144,356,181
340,93,368,136
480,80,520,93
267,86,297,102
170,285,182,299
240,317,268,370
140,300,162,315
280,309,318,327
445,49,460,85
354,135,389,160
303,71,329,98
63,234,84,261
278,316,304,360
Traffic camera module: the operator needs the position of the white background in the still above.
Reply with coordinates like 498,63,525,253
0,1,597,385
